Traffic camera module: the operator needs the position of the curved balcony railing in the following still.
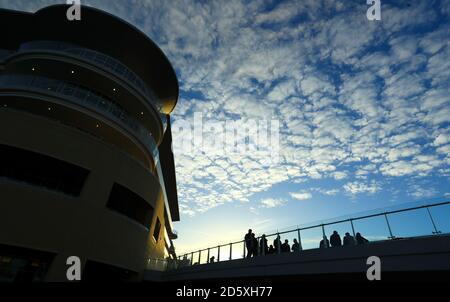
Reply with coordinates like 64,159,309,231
149,199,450,271
0,74,159,162
65,48,161,107
15,41,168,133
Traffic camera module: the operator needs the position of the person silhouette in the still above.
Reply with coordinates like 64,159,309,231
330,231,342,247
281,239,290,253
355,232,369,245
244,229,253,258
291,238,301,252
260,234,268,255
268,245,275,254
320,235,330,248
209,256,215,263
273,235,281,254
251,233,258,257
343,232,356,246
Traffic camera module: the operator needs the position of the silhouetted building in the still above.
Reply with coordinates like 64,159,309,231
0,5,179,281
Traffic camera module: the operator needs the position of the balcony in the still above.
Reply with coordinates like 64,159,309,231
0,74,159,166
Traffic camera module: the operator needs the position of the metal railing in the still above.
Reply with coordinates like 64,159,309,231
16,41,163,112
170,199,450,270
0,74,160,161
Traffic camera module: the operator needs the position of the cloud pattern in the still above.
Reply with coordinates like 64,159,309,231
3,0,449,216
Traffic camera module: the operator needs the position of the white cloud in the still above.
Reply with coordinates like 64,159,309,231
289,191,312,201
409,185,438,199
343,181,381,195
260,198,286,208
433,133,450,147
4,0,447,215
332,171,348,180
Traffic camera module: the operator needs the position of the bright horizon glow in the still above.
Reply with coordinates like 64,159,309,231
3,0,448,257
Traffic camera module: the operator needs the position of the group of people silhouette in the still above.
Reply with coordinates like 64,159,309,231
319,231,369,248
245,229,369,258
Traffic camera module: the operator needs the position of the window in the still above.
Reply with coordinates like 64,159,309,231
0,144,89,196
153,218,161,242
0,244,56,282
106,183,154,228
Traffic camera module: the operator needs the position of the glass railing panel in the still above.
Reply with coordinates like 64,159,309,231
208,247,219,263
219,244,230,262
428,203,450,234
198,249,209,265
352,215,391,242
191,251,200,266
299,226,323,250
387,208,435,238
230,242,244,260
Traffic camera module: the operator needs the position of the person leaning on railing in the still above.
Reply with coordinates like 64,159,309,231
356,233,369,245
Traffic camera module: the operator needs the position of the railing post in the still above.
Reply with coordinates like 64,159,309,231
350,219,356,238
229,243,232,260
190,252,193,266
243,241,246,258
262,237,265,256
384,213,394,239
297,228,302,251
217,245,220,262
426,207,441,234
276,233,281,254
256,237,260,256
207,248,210,263
198,250,201,264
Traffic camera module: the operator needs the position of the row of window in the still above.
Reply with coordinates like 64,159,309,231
0,144,89,196
0,144,161,236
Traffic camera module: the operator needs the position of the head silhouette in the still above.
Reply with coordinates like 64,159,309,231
333,231,338,235
248,229,252,234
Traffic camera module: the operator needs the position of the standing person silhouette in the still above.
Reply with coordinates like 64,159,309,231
273,235,281,254
320,235,330,248
291,238,301,252
343,232,356,246
330,231,342,247
251,233,258,257
260,234,268,255
281,239,290,253
244,229,253,258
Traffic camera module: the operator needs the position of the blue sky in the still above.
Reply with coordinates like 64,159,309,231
2,0,449,254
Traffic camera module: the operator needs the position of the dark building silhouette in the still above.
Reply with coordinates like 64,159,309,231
0,5,179,281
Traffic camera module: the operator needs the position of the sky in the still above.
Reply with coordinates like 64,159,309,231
1,0,449,256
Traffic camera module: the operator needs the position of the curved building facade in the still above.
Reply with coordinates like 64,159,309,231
0,5,179,281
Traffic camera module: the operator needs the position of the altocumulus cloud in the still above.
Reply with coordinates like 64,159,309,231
3,0,449,215
289,191,313,201
260,198,286,208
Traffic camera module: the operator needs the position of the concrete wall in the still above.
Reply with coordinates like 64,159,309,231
0,109,167,281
